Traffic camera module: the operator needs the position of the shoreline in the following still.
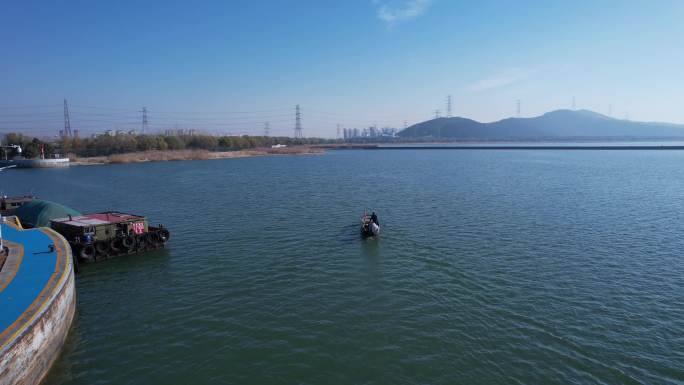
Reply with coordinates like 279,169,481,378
317,143,684,151
69,146,324,166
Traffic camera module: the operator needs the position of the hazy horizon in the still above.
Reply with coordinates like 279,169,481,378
1,1,683,138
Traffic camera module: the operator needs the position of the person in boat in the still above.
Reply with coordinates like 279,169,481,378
370,212,379,226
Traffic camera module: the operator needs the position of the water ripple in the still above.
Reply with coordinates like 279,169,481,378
10,150,681,384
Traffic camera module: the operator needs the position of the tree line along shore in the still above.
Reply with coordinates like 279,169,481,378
0,132,331,164
0,131,444,165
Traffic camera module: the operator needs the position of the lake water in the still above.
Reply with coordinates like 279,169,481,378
3,149,684,384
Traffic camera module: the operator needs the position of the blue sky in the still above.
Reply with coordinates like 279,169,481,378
1,0,683,137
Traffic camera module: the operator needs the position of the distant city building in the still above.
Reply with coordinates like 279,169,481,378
381,127,397,137
341,126,397,140
164,128,199,136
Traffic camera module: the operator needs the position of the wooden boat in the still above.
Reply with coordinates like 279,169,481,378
361,213,380,237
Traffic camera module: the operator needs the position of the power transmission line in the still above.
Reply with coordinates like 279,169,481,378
63,98,72,137
141,107,149,134
446,95,452,118
294,104,302,138
72,104,292,115
0,104,61,110
0,100,417,137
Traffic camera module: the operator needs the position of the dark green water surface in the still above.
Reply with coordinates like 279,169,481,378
4,150,684,384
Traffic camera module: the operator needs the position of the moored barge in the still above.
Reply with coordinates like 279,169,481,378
3,196,170,265
50,212,170,262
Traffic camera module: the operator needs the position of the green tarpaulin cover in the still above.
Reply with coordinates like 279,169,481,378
14,200,81,228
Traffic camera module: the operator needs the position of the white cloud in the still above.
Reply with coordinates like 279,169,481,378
467,68,536,92
374,0,432,26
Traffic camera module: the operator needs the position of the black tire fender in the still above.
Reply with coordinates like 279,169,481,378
122,235,135,250
149,232,161,245
137,234,149,250
110,239,121,253
94,240,109,256
80,244,96,261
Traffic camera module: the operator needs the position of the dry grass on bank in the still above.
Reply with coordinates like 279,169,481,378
108,149,214,163
70,146,324,166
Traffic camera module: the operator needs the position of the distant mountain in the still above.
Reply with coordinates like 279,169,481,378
397,109,684,140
